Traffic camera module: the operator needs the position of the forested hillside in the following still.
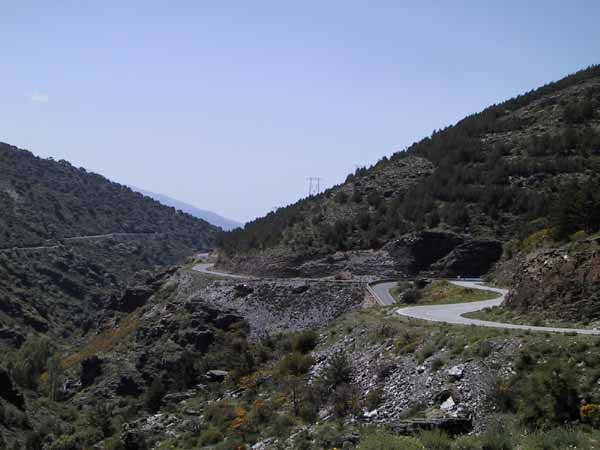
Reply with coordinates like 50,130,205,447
220,65,600,257
0,144,218,347
0,143,217,248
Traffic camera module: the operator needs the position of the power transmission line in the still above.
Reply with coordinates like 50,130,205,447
306,177,322,196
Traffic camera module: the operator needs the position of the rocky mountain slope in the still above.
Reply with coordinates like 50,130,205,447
0,143,219,347
3,67,600,450
0,143,217,248
3,265,597,450
219,65,600,279
0,260,366,449
493,232,600,322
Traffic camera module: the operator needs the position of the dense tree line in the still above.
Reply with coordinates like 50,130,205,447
552,177,600,239
220,65,600,255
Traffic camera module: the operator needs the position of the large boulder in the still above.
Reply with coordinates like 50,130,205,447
431,240,503,277
214,313,243,331
0,368,25,409
115,375,143,397
110,287,154,313
234,284,254,297
386,231,465,275
177,329,214,352
80,355,102,387
205,370,229,382
385,232,502,277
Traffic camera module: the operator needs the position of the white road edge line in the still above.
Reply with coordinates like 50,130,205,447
394,280,600,336
193,258,599,336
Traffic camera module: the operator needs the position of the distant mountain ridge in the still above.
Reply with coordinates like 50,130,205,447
132,187,243,231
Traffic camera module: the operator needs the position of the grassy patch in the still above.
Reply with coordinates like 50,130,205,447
465,306,599,330
392,280,499,306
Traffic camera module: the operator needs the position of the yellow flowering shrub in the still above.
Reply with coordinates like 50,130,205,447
581,403,600,426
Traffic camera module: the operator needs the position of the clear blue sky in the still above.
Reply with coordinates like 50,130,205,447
1,1,599,223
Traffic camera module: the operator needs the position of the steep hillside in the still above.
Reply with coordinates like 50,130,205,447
0,144,218,248
132,186,243,231
4,265,600,449
220,65,600,276
0,144,218,346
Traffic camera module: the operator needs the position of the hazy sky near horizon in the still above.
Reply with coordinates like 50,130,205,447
1,1,599,223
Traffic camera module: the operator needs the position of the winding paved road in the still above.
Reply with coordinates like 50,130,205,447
192,259,600,335
192,262,255,280
0,232,164,253
395,280,600,335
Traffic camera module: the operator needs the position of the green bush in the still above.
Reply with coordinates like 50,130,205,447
521,427,584,450
87,403,113,437
321,351,352,388
352,190,363,203
144,378,165,413
104,436,125,450
247,398,273,425
472,340,493,358
431,358,445,372
10,336,52,390
47,426,104,450
403,288,421,304
358,431,425,450
332,383,361,417
335,191,349,204
418,430,452,450
292,430,314,450
276,352,314,377
204,400,236,430
489,378,514,412
24,431,45,450
3,404,28,428
450,426,512,450
271,413,296,437
516,361,580,429
198,426,224,445
298,400,318,423
292,330,319,354
366,387,384,410
417,343,435,363
490,355,582,430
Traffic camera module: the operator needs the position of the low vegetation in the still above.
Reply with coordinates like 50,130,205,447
6,290,600,449
220,65,600,257
391,280,499,306
466,305,599,329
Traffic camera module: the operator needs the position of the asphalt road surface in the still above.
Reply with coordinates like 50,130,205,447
191,262,254,280
191,260,600,335
394,280,600,335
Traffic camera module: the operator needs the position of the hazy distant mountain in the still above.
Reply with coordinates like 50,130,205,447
132,187,243,231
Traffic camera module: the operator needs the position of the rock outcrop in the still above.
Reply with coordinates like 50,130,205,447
498,241,600,321
219,232,502,279
386,231,465,275
431,240,503,277
0,368,25,409
80,355,103,387
386,232,502,277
